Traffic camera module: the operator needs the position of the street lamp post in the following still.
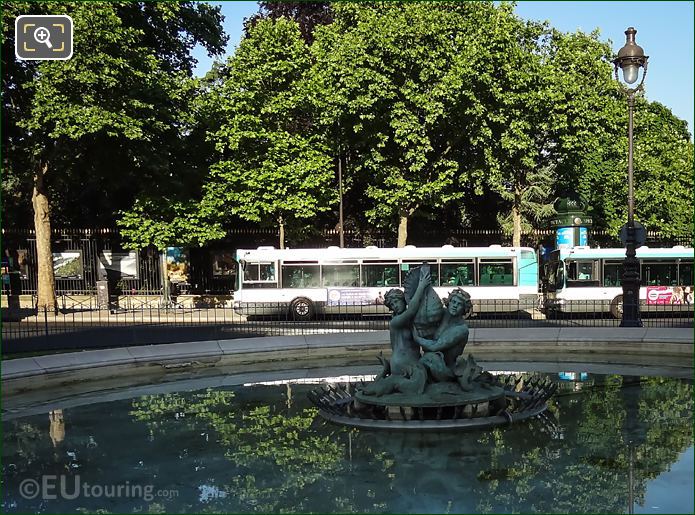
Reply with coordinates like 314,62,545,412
613,27,648,327
336,122,345,248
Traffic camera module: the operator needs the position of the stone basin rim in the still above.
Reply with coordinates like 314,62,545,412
2,328,692,386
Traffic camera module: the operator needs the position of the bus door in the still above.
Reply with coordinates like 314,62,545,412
545,255,565,294
601,261,625,288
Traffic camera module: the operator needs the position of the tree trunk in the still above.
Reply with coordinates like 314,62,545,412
397,212,408,248
512,193,522,247
33,162,57,311
278,216,285,250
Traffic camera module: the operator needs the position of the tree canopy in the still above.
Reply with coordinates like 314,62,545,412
311,3,494,246
3,1,691,252
1,1,227,307
120,15,340,250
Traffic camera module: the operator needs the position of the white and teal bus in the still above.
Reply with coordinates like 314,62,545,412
233,245,539,320
542,246,694,318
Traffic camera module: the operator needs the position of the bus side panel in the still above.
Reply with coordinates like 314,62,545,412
518,250,539,295
434,287,522,313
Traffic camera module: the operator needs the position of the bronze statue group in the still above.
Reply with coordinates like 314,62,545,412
360,264,493,400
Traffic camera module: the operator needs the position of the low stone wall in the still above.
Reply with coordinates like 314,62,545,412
2,328,691,399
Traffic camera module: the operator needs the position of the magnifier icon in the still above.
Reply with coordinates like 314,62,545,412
33,26,52,48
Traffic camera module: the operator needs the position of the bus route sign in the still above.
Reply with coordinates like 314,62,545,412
619,222,646,247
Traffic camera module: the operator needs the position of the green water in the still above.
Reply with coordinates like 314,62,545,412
2,372,693,514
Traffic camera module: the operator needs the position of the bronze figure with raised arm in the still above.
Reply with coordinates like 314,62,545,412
382,264,432,375
413,288,472,370
358,265,432,397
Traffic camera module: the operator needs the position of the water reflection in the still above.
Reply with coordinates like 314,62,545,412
48,410,65,448
1,373,692,514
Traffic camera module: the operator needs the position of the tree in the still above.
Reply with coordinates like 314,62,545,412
312,3,500,247
631,102,693,236
2,2,226,309
244,1,333,44
117,65,231,251
194,17,336,249
464,14,621,246
580,98,693,237
475,13,560,246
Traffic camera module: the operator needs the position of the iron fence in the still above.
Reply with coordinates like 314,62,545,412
2,299,691,356
1,228,239,296
2,229,164,296
3,227,692,299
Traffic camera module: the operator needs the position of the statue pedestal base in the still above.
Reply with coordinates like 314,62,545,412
309,373,557,432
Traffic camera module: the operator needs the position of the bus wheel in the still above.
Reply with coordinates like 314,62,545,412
610,295,623,319
290,297,314,321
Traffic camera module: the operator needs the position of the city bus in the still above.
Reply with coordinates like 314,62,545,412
542,246,694,318
233,245,538,320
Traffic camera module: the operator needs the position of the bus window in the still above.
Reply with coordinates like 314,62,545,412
321,264,359,287
281,263,320,288
566,260,598,285
602,261,625,287
260,263,275,281
478,260,513,286
401,261,439,286
679,262,693,285
642,261,678,286
440,261,474,286
243,263,259,282
242,262,277,288
362,262,399,287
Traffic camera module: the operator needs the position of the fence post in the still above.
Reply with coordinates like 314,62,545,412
43,306,49,338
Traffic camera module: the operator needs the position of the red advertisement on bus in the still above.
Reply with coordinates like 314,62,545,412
646,286,693,305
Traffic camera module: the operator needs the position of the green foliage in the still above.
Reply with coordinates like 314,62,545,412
311,3,491,238
4,1,691,246
7,1,225,159
584,100,694,236
2,2,226,227
244,1,333,44
54,256,82,278
190,18,336,243
119,197,225,250
470,20,621,244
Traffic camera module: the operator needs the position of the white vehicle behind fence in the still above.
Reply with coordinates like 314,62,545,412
233,245,539,320
542,246,694,318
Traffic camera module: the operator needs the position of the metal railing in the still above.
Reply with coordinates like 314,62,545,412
1,299,691,355
3,226,692,297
